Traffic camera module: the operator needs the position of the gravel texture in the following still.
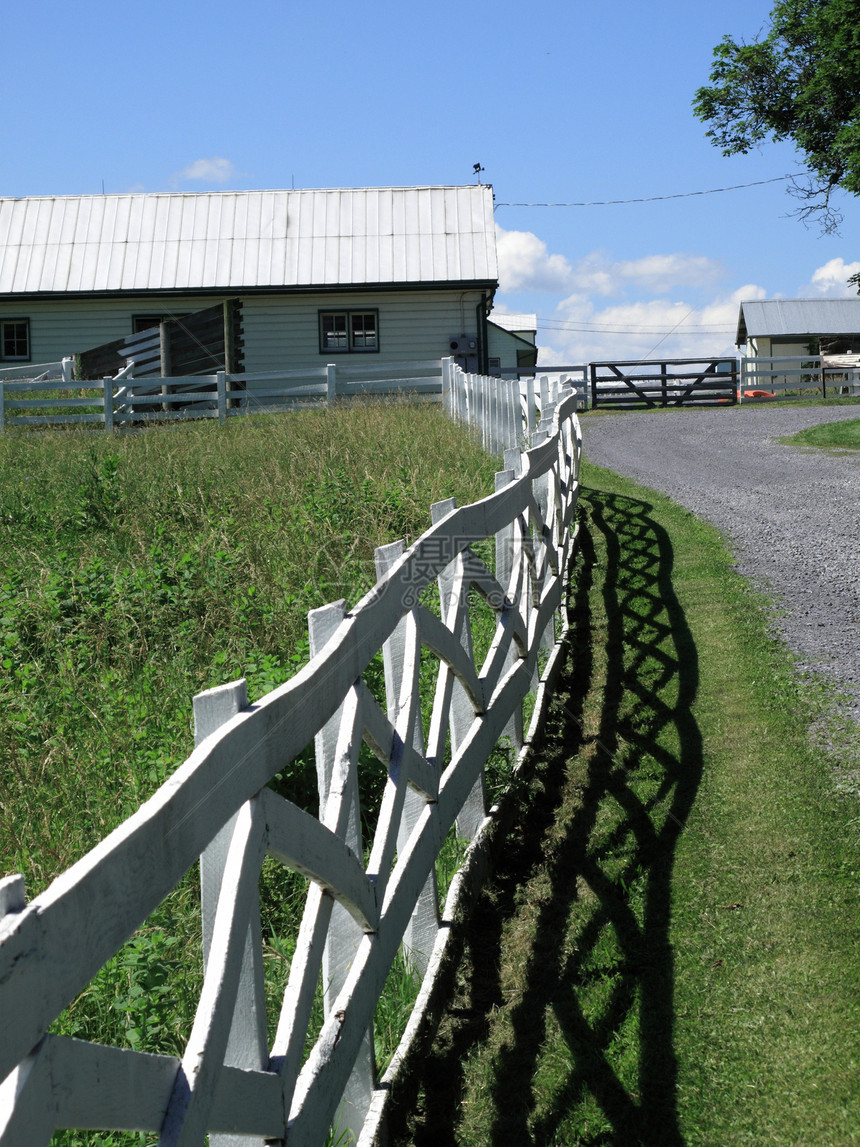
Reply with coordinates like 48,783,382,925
580,404,860,726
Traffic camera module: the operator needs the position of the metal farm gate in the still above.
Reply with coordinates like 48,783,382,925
590,358,738,409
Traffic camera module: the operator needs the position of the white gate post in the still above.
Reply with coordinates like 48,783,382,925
194,679,268,1147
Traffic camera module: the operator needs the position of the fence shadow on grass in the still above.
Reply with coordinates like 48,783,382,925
391,487,703,1146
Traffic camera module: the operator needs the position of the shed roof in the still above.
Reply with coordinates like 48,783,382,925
0,185,498,296
488,312,537,333
736,298,860,344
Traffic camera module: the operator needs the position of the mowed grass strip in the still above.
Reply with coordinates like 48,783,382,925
780,416,860,450
393,460,860,1146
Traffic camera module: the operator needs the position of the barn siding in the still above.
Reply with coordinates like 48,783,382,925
3,289,486,376
240,290,485,374
5,295,219,367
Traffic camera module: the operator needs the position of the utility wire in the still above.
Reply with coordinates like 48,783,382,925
540,320,735,333
496,173,800,208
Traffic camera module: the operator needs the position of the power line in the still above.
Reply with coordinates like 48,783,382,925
496,173,800,208
538,318,735,334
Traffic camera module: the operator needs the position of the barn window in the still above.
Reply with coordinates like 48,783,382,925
319,310,378,353
0,320,30,361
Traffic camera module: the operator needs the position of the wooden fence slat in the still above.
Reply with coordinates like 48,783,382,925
262,787,377,931
195,680,267,1147
430,499,485,841
160,799,268,1147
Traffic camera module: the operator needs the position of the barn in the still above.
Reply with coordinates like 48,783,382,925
0,185,500,382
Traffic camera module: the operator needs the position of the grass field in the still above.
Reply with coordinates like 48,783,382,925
392,459,860,1146
0,404,500,1144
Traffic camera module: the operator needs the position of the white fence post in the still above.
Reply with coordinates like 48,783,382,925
525,375,536,439
326,364,337,405
441,356,454,417
308,600,375,1140
496,463,524,750
61,357,74,384
216,371,227,425
102,377,114,432
194,679,268,1147
374,542,440,977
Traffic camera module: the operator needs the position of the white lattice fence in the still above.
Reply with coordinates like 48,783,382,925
0,387,583,1146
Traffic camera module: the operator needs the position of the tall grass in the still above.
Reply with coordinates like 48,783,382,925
0,402,500,1144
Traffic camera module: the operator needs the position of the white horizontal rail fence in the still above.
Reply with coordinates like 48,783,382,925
0,360,452,431
740,354,860,399
739,355,824,400
0,388,583,1146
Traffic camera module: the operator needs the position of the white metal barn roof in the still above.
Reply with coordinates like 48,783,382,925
737,298,860,343
0,185,498,296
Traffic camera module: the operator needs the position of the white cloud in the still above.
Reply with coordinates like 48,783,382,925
496,226,576,293
173,157,237,185
567,251,726,296
804,257,860,297
495,225,771,364
496,229,727,298
536,285,765,365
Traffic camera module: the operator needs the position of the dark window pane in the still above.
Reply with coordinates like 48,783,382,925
350,312,377,349
1,321,29,360
321,312,348,350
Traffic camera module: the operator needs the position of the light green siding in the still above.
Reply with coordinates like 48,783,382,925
5,289,486,375
241,290,485,373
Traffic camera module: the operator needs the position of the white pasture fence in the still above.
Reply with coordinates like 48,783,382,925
443,363,586,454
0,386,583,1146
739,354,860,400
0,357,589,452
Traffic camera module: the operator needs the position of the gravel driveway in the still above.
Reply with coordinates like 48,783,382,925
580,404,860,725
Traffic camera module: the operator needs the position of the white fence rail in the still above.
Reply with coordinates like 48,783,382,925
739,354,860,400
0,386,583,1146
0,358,73,383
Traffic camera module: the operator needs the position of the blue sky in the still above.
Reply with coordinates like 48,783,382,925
5,0,857,363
